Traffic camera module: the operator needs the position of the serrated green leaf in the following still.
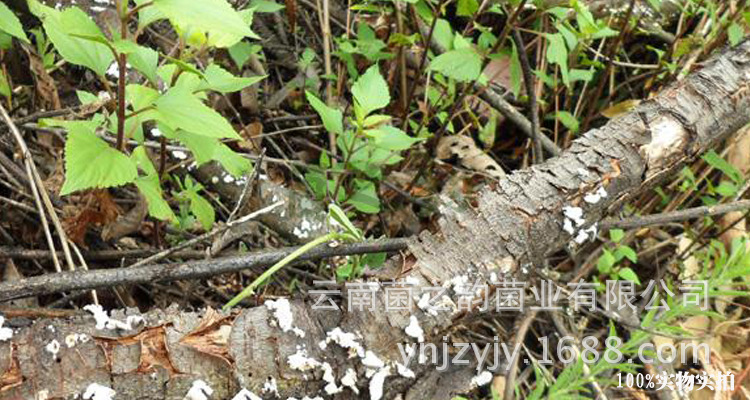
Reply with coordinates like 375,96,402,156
597,249,615,274
366,126,423,151
154,86,241,140
554,111,579,133
29,2,114,76
351,65,390,115
0,2,29,43
130,146,158,176
154,0,255,47
433,19,454,51
125,43,159,84
188,191,215,230
197,64,265,93
429,48,482,82
614,246,638,263
178,132,219,165
61,126,138,195
618,267,641,284
306,91,343,135
135,174,176,221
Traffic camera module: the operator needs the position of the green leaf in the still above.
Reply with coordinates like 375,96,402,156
61,126,138,195
328,203,362,239
131,146,158,176
703,150,744,184
614,246,638,263
197,64,265,93
135,174,177,221
456,0,478,17
429,48,482,82
728,22,744,47
154,0,255,47
715,181,738,197
597,249,615,274
351,65,390,116
29,2,114,76
306,91,343,135
228,41,260,68
188,191,215,230
432,19,454,51
0,2,29,43
154,86,241,140
544,33,569,86
76,90,99,105
125,43,159,84
177,131,219,165
249,0,285,12
617,267,641,285
509,44,522,98
346,180,380,214
366,126,423,151
609,229,625,243
214,144,250,176
554,111,579,133
135,0,165,28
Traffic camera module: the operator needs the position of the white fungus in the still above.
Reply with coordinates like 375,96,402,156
583,187,608,204
230,389,261,400
340,368,359,394
265,299,305,338
150,128,162,138
563,206,585,226
65,333,89,348
287,348,321,371
45,340,60,358
184,379,213,400
0,316,13,341
83,383,116,400
321,362,342,395
368,367,391,400
471,370,493,387
172,150,188,160
361,350,385,369
404,316,425,343
262,377,279,397
395,362,415,378
83,305,143,331
325,328,365,357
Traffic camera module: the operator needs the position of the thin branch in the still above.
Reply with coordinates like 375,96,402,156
0,237,410,302
512,29,544,163
600,199,750,230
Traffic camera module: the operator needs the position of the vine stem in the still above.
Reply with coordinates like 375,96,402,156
115,0,129,151
223,232,349,310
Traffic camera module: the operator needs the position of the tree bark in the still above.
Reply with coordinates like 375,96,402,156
3,39,750,400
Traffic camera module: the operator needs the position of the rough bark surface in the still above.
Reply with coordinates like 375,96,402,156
3,38,750,400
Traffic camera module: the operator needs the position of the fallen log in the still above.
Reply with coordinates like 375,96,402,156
2,37,750,400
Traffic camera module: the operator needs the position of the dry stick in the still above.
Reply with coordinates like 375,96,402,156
512,29,543,164
128,201,284,270
317,0,336,159
0,237,409,302
0,103,75,273
504,310,538,400
600,199,750,230
0,247,206,261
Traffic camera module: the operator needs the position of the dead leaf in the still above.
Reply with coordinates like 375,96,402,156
23,46,61,110
101,191,148,242
600,99,642,119
179,308,235,365
64,190,122,246
99,326,180,376
239,121,263,152
0,346,22,392
437,135,505,179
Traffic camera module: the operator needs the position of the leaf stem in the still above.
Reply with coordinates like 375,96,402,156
115,0,129,152
223,232,347,310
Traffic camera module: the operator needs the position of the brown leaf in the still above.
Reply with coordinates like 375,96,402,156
64,190,122,247
239,121,263,152
101,191,148,241
23,46,61,110
179,308,236,366
0,346,22,392
98,326,180,376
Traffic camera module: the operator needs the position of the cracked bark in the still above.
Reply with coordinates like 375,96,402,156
3,39,750,400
